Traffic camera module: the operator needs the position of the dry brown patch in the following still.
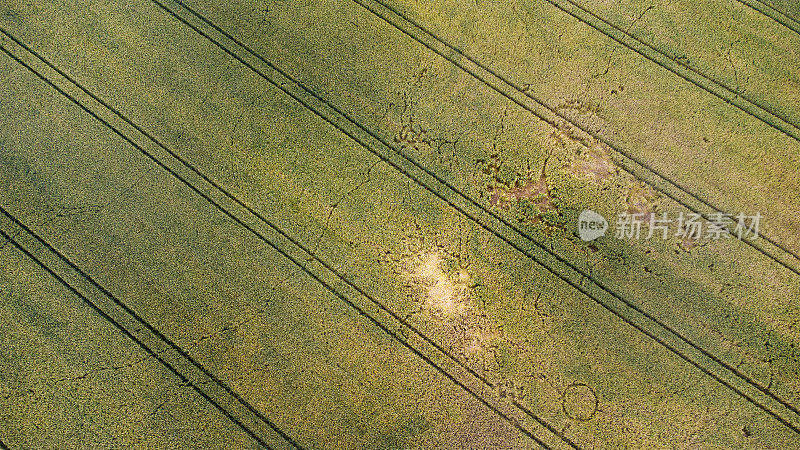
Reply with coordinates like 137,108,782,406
487,175,556,225
625,185,657,222
626,201,654,222
569,144,616,182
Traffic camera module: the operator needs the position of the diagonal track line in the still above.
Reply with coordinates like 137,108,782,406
145,0,800,434
0,36,303,450
0,24,564,449
735,0,800,35
541,0,800,141
353,0,800,279
0,210,293,449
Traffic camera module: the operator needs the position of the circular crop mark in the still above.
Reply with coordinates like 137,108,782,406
562,382,598,421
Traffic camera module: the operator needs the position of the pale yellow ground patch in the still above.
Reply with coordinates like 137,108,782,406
569,143,617,182
402,251,502,358
410,252,469,318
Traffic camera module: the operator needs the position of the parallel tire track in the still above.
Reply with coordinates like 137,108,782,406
0,210,293,449
735,0,800,35
352,0,800,277
150,0,800,434
541,0,800,142
0,24,567,450
0,33,302,450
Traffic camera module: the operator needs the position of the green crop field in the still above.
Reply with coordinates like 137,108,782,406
0,0,799,448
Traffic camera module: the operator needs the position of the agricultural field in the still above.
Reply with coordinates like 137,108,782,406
0,0,798,448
